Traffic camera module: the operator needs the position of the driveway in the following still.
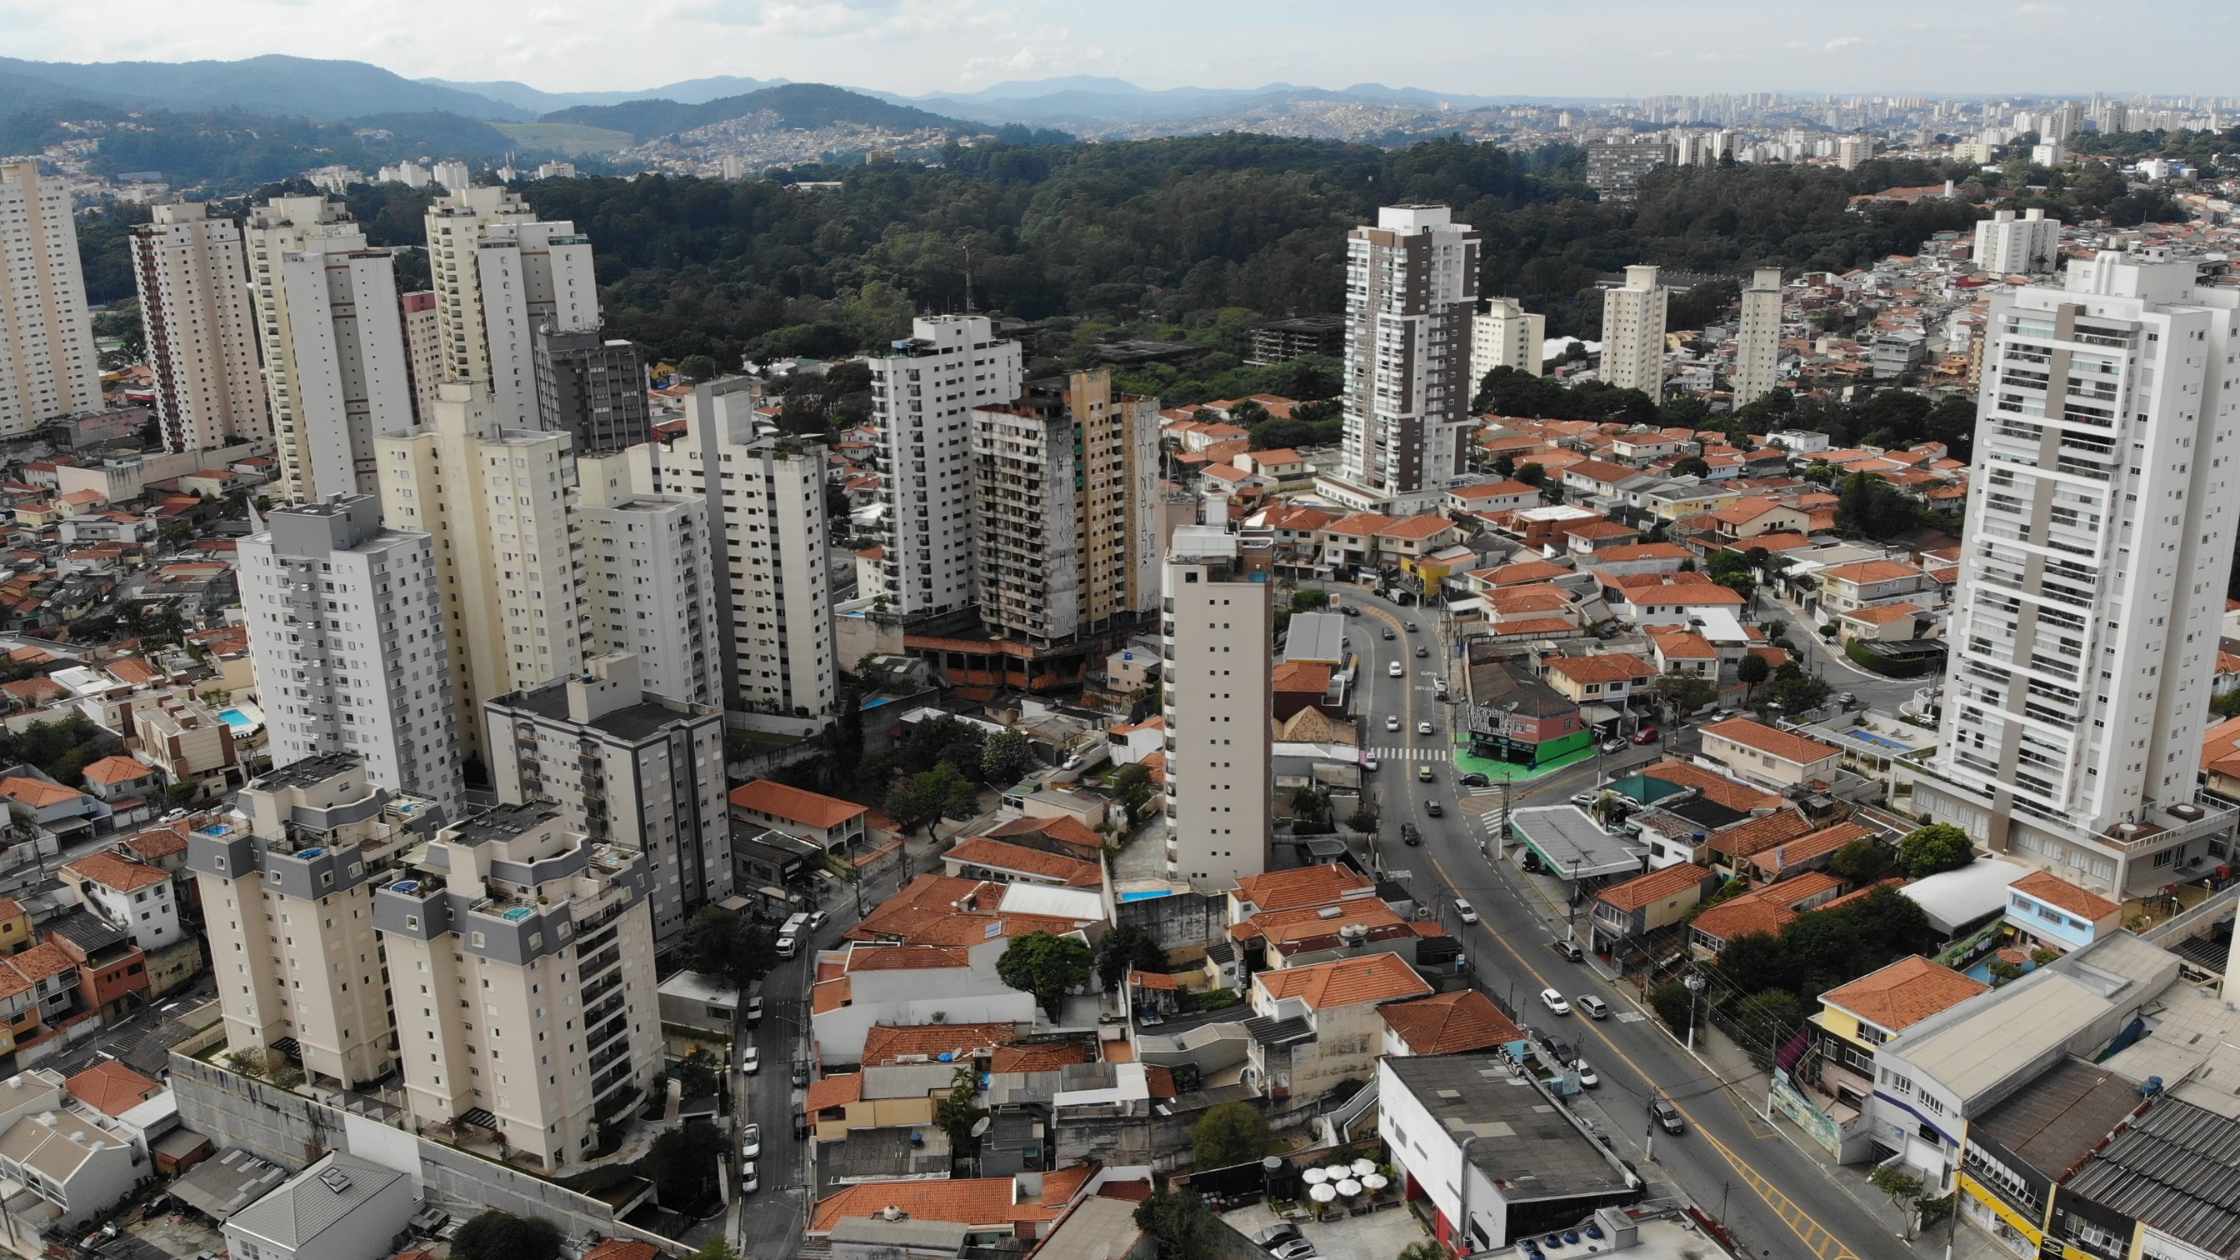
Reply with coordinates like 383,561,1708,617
1221,1202,1430,1260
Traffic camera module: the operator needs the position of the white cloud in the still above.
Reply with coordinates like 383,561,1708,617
2015,3,2064,11
1824,35,1863,50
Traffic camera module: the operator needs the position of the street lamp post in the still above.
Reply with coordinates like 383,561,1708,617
1684,974,1707,1054
1566,859,1580,943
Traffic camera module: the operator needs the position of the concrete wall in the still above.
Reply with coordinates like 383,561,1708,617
1116,889,1220,961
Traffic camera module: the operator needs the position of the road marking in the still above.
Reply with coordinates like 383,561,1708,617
1428,852,1867,1260
1615,1011,1647,1023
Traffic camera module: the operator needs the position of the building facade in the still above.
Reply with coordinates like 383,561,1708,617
1914,249,2240,899
969,370,1159,647
577,492,723,709
399,290,441,424
484,652,730,943
867,315,1026,617
1599,265,1668,402
279,234,417,497
1162,526,1274,890
130,203,267,453
1974,209,2063,276
1468,297,1545,389
1335,205,1480,514
1733,267,1784,405
423,188,599,431
533,327,651,453
0,163,102,437
239,495,464,814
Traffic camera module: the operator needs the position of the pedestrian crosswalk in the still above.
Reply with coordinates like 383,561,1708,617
1462,786,1504,798
1366,746,1449,761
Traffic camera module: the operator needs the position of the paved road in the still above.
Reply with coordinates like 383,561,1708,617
1341,587,1906,1260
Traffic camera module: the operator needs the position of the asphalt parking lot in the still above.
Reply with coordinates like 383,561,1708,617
1222,1201,1430,1260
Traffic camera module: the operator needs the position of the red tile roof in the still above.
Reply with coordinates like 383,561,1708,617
1232,864,1374,912
989,1041,1091,1074
1820,955,1988,1033
729,779,868,830
1378,989,1521,1055
813,1176,1066,1232
1706,810,1814,859
846,945,971,972
1702,717,1840,767
1691,891,1799,946
80,756,157,786
2010,869,2119,922
64,1061,161,1117
1544,653,1655,684
1597,863,1716,913
60,851,167,892
944,837,1102,887
858,1023,1018,1066
1253,952,1431,1010
807,1071,864,1112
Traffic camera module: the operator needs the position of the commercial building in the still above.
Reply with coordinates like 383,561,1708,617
533,326,650,453
1913,249,2240,900
244,196,413,503
867,315,1025,617
484,652,729,943
656,383,836,718
575,491,722,709
377,381,591,769
220,1151,415,1260
1974,208,2063,276
1733,267,1784,405
1161,526,1274,890
0,163,102,437
968,370,1159,647
1599,265,1668,402
186,753,444,1089
1333,205,1480,514
239,495,464,814
373,799,664,1171
130,203,267,453
423,187,600,430
1468,297,1544,388
1247,314,1345,366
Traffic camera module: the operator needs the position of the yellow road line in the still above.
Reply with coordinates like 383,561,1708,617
1431,854,1865,1260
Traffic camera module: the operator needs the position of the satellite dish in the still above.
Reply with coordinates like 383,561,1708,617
970,1116,992,1137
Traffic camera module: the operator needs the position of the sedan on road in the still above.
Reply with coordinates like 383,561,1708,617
1540,988,1572,1015
1576,1061,1600,1089
742,1047,760,1075
1414,645,1430,658
1381,628,1395,640
1569,792,1597,808
1388,661,1404,677
1363,756,1379,771
1417,764,1435,782
1459,772,1489,787
1632,726,1660,744
1424,800,1443,817
741,1123,761,1159
1400,823,1421,846
1454,899,1478,923
1416,720,1434,735
1599,738,1627,754
741,1161,760,1194
1577,995,1610,1020
1406,623,1419,632
1386,714,1401,731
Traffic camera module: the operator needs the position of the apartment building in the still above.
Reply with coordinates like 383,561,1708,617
484,652,729,943
0,163,102,437
399,291,441,423
1162,526,1274,890
376,381,591,768
1974,208,2063,276
373,800,664,1170
968,370,1159,647
1468,297,1545,389
867,315,1026,617
1914,249,2240,900
239,495,464,814
1733,267,1784,405
244,196,411,503
533,327,651,453
1599,265,1668,402
1333,205,1480,515
423,187,600,430
186,754,444,1089
576,492,722,708
656,382,836,718
130,203,267,453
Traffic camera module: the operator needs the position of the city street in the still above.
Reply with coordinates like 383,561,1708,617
1338,585,1907,1260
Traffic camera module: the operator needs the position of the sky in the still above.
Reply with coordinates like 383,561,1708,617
1,0,2235,100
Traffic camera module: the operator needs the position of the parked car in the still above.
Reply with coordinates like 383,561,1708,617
1270,1241,1319,1260
1425,800,1443,817
1406,622,1419,632
791,1061,811,1087
1386,714,1401,731
1577,1061,1601,1088
1459,772,1490,787
1540,988,1572,1015
1415,645,1430,658
1254,1225,1304,1251
1837,692,1857,705
1550,939,1584,963
1389,661,1405,677
1577,995,1610,1020
1599,738,1627,754
1454,899,1478,924
741,1123,762,1159
1417,764,1435,782
742,1047,760,1075
741,1161,760,1194
744,996,764,1026
1363,756,1380,772
1632,726,1660,744
1569,792,1597,808
1652,1098,1685,1134
1417,719,1434,735
1544,1036,1578,1066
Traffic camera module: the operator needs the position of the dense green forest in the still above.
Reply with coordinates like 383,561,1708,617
541,84,978,143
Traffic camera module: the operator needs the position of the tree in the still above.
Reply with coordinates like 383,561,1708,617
452,1210,564,1260
1514,461,1547,487
934,1064,984,1152
1736,652,1770,700
996,930,1092,1019
1646,672,1719,724
645,1120,727,1207
1830,838,1893,884
684,906,777,998
1733,989,1804,1068
677,354,719,382
886,763,981,836
1671,456,1711,478
1191,1100,1270,1169
692,1243,743,1260
1870,1164,1927,1241
1135,1189,1222,1260
1899,823,1975,877
1762,669,1833,716
981,727,1037,787
1647,981,1695,1037
1112,762,1155,818
1095,925,1168,993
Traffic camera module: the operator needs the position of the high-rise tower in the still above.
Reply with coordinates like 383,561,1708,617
1334,206,1480,514
130,203,268,452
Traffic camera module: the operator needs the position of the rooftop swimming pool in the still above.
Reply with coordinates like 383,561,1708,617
1117,889,1173,903
503,906,534,922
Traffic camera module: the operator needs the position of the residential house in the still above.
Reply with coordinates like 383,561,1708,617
0,776,108,841
1703,497,1813,541
1247,952,1432,1107
1446,482,1540,514
1228,864,1378,922
1793,956,1988,1162
1748,820,1874,883
1561,459,1658,499
1839,602,1927,643
1647,630,1720,678
1700,717,1842,790
809,1167,1099,1241
1538,653,1656,706
1598,572,1748,627
57,853,180,951
2003,869,2122,953
220,1152,415,1260
1816,559,1932,617
1688,872,1845,956
1378,989,1522,1058
1585,542,1693,577
1589,863,1722,953
731,779,870,854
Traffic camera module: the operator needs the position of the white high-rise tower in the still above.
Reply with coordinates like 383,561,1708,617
130,203,268,452
0,163,102,436
1600,265,1668,402
1469,297,1546,392
1733,267,1784,406
1334,205,1480,513
1913,248,2240,900
424,188,600,430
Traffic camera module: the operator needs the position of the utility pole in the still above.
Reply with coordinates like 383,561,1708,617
1685,973,1706,1054
1644,1090,1657,1163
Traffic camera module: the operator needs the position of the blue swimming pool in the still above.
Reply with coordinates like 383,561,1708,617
219,708,255,732
1118,890,1173,903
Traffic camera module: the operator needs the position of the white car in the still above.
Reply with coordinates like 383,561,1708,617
741,1122,761,1160
1388,661,1405,677
1541,988,1571,1015
741,1161,761,1194
742,1046,760,1075
1386,714,1401,731
1576,1061,1600,1089
1416,720,1433,735
1363,755,1379,772
1454,899,1478,924
1269,1240,1318,1260
1570,792,1597,808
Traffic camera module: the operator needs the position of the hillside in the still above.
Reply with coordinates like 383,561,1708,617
0,54,527,121
423,75,788,114
542,83,970,142
0,106,524,193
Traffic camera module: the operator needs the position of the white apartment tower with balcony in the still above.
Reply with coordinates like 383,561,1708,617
576,492,723,709
1599,265,1669,402
130,203,268,453
376,381,591,771
1468,297,1545,390
1913,248,2240,900
657,380,836,719
373,800,663,1171
0,163,102,437
239,496,464,815
867,316,1024,616
1161,526,1275,891
423,188,600,430
186,754,444,1089
1334,206,1480,515
1733,267,1785,405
